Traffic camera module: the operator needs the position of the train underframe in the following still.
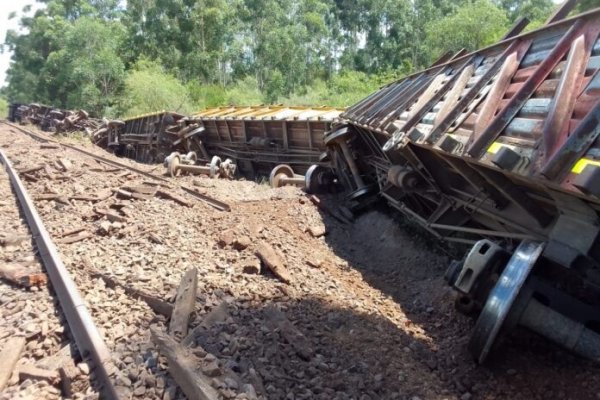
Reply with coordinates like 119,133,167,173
324,122,600,363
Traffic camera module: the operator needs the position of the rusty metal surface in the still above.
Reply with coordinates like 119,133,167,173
336,9,600,245
14,103,102,134
332,7,600,362
89,106,343,175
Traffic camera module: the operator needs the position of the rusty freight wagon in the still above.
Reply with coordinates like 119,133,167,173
325,4,600,362
184,105,343,176
93,106,343,177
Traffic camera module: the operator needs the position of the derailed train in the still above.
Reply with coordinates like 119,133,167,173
326,5,600,363
7,2,600,364
91,106,341,174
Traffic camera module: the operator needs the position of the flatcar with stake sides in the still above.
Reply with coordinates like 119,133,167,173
327,3,600,363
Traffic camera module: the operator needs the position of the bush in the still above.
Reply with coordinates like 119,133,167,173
225,76,263,106
277,71,386,108
0,98,8,119
118,60,194,118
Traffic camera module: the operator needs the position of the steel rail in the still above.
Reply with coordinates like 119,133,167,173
2,121,231,212
1,120,169,183
0,149,120,400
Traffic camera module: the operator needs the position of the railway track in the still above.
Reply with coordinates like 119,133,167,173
0,147,112,399
2,121,231,211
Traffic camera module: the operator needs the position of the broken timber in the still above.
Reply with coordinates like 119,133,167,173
169,268,198,340
264,306,314,361
150,326,220,400
0,263,48,288
255,243,292,284
0,337,26,391
86,267,173,318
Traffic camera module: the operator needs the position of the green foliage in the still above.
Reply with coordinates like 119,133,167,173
277,70,399,108
224,77,263,106
0,98,8,119
426,0,508,61
494,0,553,24
5,0,588,117
119,60,194,117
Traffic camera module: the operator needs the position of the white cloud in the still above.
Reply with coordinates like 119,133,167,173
0,1,44,88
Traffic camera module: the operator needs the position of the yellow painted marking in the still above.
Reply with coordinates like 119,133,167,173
571,158,600,174
487,142,505,154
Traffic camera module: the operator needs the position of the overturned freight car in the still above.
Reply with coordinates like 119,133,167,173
326,5,600,362
93,106,343,176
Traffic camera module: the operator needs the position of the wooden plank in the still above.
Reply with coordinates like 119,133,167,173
57,231,91,244
18,165,44,175
85,264,173,318
0,263,47,287
36,345,77,370
0,234,28,247
264,306,314,361
0,337,26,391
255,243,292,284
18,364,60,385
59,364,80,398
156,189,192,207
181,302,229,347
150,326,220,400
169,268,198,340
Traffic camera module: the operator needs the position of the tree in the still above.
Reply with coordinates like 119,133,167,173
426,0,508,61
495,0,554,24
3,1,125,113
42,17,126,114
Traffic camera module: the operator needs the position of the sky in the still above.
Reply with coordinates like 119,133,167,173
0,0,43,86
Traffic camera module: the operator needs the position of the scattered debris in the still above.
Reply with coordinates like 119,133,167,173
264,305,314,361
255,243,292,284
0,337,26,391
0,263,48,288
169,268,198,340
150,326,220,400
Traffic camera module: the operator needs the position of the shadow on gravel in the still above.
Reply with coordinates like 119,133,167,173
311,195,600,400
184,295,450,400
